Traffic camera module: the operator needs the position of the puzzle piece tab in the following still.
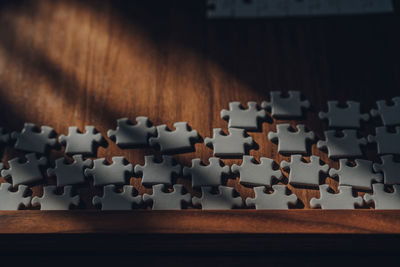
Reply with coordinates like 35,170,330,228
268,124,314,154
143,184,191,210
329,159,383,190
11,123,56,154
220,101,266,130
262,91,310,118
232,156,281,187
47,155,92,187
134,155,181,185
368,126,400,155
107,117,156,147
318,101,369,128
93,185,142,210
317,130,367,158
310,184,363,209
59,126,103,155
205,128,253,157
364,184,400,210
0,183,31,210
85,157,133,186
370,97,400,126
246,185,297,210
192,186,243,210
31,185,79,210
373,155,400,185
183,157,230,187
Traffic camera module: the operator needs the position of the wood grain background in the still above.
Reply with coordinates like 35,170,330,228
0,0,399,215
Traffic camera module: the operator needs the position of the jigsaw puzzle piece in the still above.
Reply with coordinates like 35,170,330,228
192,185,243,210
204,128,253,157
11,123,57,154
246,185,297,210
220,101,266,130
0,183,31,210
318,101,369,128
364,184,400,210
84,157,133,186
134,155,181,186
47,155,92,187
262,91,310,118
268,124,314,154
373,155,400,185
317,130,367,158
370,97,400,126
31,185,79,210
93,185,142,210
107,117,156,147
59,126,103,155
143,184,191,210
183,157,230,187
310,184,363,209
368,126,400,155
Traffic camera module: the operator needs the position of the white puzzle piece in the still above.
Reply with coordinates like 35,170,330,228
11,123,56,154
317,130,367,158
205,128,253,157
143,184,191,210
192,185,243,210
368,126,400,155
262,91,310,118
268,124,314,154
93,185,142,210
107,117,156,147
220,101,266,130
47,155,92,187
85,157,133,186
32,185,79,210
364,184,400,210
59,126,103,155
310,184,363,209
183,157,230,187
370,97,400,126
246,185,298,210
318,101,369,128
134,155,181,186
373,155,400,185
0,183,31,210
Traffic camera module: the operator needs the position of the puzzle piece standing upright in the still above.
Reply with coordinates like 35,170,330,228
183,157,230,187
231,156,282,187
11,123,57,154
0,183,31,210
310,184,363,209
220,101,266,130
329,159,383,190
59,126,103,155
318,101,369,128
246,185,298,210
370,97,400,126
317,130,367,158
143,184,191,210
268,124,314,154
1,153,47,186
205,128,253,156
281,155,329,186
364,184,400,210
134,155,181,185
93,185,142,210
107,117,156,147
192,186,243,210
0,127,9,143
47,155,92,187
149,122,199,153
373,155,400,185
262,91,310,118
31,186,79,210
85,157,133,186
368,126,400,155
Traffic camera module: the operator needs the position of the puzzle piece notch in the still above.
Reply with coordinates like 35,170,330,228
262,91,310,118
59,126,103,155
134,155,181,186
85,156,133,186
11,123,57,154
246,185,298,210
318,101,369,128
31,185,79,210
192,185,243,210
281,155,329,187
93,185,142,210
370,97,400,126
368,126,400,155
329,159,383,190
232,156,282,187
0,183,31,210
310,184,363,209
0,127,10,143
268,124,315,154
47,155,93,187
317,130,367,158
373,155,400,185
149,122,199,153
204,128,253,157
220,101,266,130
107,117,156,147
364,184,400,210
143,184,191,210
183,157,230,187
1,153,47,187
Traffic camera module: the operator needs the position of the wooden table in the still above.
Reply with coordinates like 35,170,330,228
0,0,399,264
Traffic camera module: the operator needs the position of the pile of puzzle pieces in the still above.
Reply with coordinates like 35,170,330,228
0,91,399,210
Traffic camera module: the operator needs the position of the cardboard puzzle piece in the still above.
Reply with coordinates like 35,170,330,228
317,130,367,158
232,156,282,187
364,184,400,210
85,157,133,186
134,155,181,186
11,123,56,154
1,153,47,187
183,157,230,187
93,185,142,210
47,155,92,187
373,155,400,185
281,155,329,187
262,91,310,118
192,185,243,210
370,97,400,126
205,128,253,157
59,126,103,155
329,159,383,190
31,185,79,210
107,117,156,147
318,101,369,128
268,124,314,154
0,183,31,210
310,184,363,209
246,185,298,210
220,101,266,130
143,184,191,210
368,126,400,155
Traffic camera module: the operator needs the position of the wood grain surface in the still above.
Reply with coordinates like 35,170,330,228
0,0,399,233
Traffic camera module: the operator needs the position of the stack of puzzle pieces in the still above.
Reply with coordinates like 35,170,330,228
0,91,399,210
